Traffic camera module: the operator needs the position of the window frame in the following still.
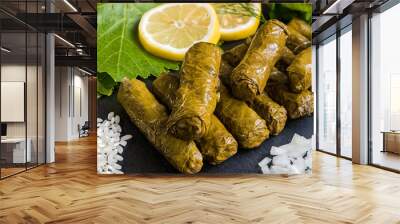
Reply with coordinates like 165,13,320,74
315,24,353,161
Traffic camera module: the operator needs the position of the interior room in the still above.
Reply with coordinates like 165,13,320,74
370,2,400,171
1,0,400,223
314,0,400,172
0,11,46,178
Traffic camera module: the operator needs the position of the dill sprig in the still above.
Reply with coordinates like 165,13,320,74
214,3,266,23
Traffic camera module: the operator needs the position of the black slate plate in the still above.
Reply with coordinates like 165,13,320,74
97,89,313,174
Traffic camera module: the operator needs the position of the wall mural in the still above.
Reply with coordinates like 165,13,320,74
96,3,314,175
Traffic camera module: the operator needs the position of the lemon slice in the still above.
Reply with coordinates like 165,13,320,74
139,3,220,61
212,3,261,41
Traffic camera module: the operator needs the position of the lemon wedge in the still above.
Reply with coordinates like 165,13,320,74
138,3,220,61
212,3,261,41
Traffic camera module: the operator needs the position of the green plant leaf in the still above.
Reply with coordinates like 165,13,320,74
97,3,180,82
97,72,116,96
266,3,312,24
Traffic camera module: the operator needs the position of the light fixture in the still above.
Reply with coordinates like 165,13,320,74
323,0,343,14
78,67,93,76
322,0,355,15
54,34,75,48
1,47,11,53
63,0,78,12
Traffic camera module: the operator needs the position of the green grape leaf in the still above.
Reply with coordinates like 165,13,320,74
97,72,116,96
97,3,180,82
266,3,312,24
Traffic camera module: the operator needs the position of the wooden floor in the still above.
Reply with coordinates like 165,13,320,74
1,136,400,224
1,167,26,178
373,150,400,171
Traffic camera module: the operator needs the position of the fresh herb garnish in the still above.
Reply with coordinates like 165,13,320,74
214,3,266,23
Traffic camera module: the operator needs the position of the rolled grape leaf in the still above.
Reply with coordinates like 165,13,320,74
288,17,312,40
222,42,292,86
275,46,296,72
287,47,312,93
267,84,314,119
222,38,251,67
215,84,270,148
230,20,288,101
223,41,295,76
117,78,203,174
286,26,311,54
219,59,234,86
220,61,287,135
249,93,287,135
268,67,289,86
167,42,221,140
152,73,238,165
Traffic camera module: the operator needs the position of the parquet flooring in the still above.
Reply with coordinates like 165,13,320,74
1,136,400,224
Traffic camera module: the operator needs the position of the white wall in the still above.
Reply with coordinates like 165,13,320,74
1,65,25,139
1,63,46,164
54,66,89,141
54,66,69,141
0,64,39,138
72,73,89,138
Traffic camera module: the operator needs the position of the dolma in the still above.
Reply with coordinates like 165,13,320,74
222,38,251,67
249,93,287,135
117,78,203,174
215,84,270,148
287,47,312,93
267,84,314,119
286,26,311,54
167,42,221,140
223,41,295,76
219,59,234,86
288,17,312,40
230,20,288,101
276,46,296,72
222,42,292,84
152,74,238,165
268,67,289,86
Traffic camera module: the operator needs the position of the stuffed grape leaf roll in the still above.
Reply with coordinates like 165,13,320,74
287,47,312,93
276,46,296,72
117,78,203,174
286,26,311,54
220,62,287,135
249,93,287,135
267,84,314,119
269,67,289,86
152,73,238,165
167,42,221,141
222,38,251,67
223,41,295,77
288,17,312,40
219,59,234,86
215,84,270,148
229,20,288,101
